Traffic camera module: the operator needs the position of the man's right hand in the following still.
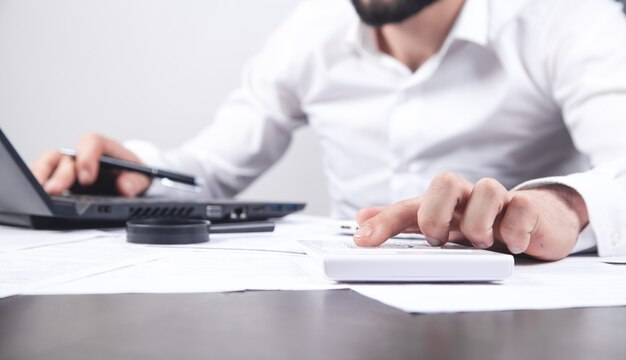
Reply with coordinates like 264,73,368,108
30,133,150,197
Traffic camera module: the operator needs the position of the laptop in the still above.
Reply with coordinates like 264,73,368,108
0,128,305,229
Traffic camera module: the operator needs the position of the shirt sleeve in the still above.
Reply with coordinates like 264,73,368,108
124,5,310,199
517,0,626,257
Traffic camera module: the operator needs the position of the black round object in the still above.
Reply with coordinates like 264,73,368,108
126,219,210,245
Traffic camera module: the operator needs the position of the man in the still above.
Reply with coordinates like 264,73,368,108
31,0,626,260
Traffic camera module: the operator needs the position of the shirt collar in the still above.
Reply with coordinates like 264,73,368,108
345,0,490,55
344,16,373,56
450,0,489,47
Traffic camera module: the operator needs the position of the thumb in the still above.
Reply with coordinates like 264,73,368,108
353,197,422,247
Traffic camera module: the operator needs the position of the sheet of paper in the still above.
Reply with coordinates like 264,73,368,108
100,214,344,255
0,225,106,253
25,247,344,295
5,216,345,297
0,235,169,298
602,256,626,264
350,256,626,313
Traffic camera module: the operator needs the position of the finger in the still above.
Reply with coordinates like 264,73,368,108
356,206,387,225
116,172,151,197
353,197,422,247
30,150,63,186
75,133,107,185
75,133,143,186
418,172,472,246
44,155,77,195
448,230,466,243
356,206,421,233
460,178,509,249
498,192,539,254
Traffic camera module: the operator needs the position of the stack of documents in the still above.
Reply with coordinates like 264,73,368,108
2,216,626,314
0,216,345,299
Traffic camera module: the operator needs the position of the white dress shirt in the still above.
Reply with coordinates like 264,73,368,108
126,0,626,256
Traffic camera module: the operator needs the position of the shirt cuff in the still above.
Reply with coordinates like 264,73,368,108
570,223,598,254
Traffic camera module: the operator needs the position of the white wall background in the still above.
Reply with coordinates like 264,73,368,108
0,0,331,215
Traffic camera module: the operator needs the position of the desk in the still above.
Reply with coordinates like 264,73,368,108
0,290,624,360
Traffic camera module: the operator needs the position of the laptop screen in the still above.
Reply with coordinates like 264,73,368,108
0,128,55,217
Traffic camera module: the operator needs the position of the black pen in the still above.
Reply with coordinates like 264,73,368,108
58,148,204,188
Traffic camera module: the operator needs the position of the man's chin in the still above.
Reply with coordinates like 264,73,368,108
351,0,439,27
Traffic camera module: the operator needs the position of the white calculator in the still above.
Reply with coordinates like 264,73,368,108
298,238,514,282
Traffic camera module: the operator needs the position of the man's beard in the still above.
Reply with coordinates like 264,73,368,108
351,0,440,27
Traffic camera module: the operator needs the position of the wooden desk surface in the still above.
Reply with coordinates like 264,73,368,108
0,290,624,360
